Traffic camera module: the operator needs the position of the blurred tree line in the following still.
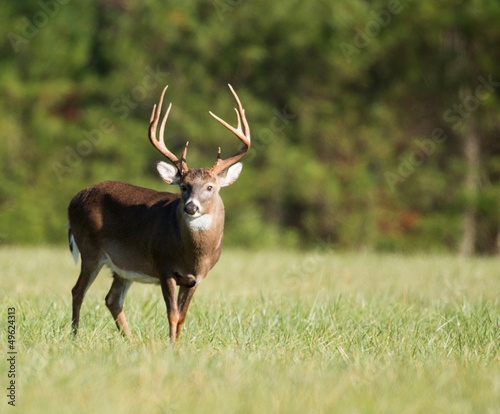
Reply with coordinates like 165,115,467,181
1,0,499,254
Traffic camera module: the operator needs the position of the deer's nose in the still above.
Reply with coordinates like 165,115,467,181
184,201,199,215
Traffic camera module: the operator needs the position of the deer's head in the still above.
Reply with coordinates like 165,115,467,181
149,85,250,220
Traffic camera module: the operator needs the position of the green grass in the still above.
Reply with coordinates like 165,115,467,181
1,246,499,413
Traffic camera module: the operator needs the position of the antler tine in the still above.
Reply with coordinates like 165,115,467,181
148,85,188,173
149,104,157,123
229,83,250,137
209,84,251,174
181,141,189,163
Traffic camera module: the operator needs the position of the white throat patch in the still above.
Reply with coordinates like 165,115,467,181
185,213,212,231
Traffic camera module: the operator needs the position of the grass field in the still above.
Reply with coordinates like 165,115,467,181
1,246,499,413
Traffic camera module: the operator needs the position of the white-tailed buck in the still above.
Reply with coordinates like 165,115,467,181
68,85,250,341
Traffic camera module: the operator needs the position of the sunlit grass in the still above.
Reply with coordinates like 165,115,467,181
0,246,499,413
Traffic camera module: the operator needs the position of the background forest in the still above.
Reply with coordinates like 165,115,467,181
1,0,500,254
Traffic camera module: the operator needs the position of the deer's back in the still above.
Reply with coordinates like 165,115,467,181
68,181,181,264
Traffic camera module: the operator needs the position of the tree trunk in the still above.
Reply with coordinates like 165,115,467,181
459,115,481,257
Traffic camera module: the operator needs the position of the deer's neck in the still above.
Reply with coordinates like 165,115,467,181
184,213,214,232
177,198,225,253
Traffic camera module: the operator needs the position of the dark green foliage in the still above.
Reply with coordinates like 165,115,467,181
1,0,499,251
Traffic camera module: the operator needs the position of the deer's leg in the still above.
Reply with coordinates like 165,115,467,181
72,258,102,334
105,273,133,337
176,284,198,337
160,275,179,342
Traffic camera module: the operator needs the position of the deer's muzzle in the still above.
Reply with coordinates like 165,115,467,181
184,201,199,216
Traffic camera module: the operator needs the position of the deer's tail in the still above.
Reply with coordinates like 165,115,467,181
67,223,80,265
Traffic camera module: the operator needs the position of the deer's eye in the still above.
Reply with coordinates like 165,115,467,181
206,185,213,191
180,184,188,192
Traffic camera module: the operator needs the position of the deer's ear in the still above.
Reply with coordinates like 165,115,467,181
157,162,181,185
217,162,243,187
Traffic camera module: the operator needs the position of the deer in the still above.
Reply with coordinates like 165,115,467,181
67,84,250,341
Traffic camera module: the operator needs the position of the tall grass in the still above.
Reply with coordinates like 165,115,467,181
1,246,499,413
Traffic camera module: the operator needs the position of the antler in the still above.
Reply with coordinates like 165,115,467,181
209,84,251,174
149,86,189,174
